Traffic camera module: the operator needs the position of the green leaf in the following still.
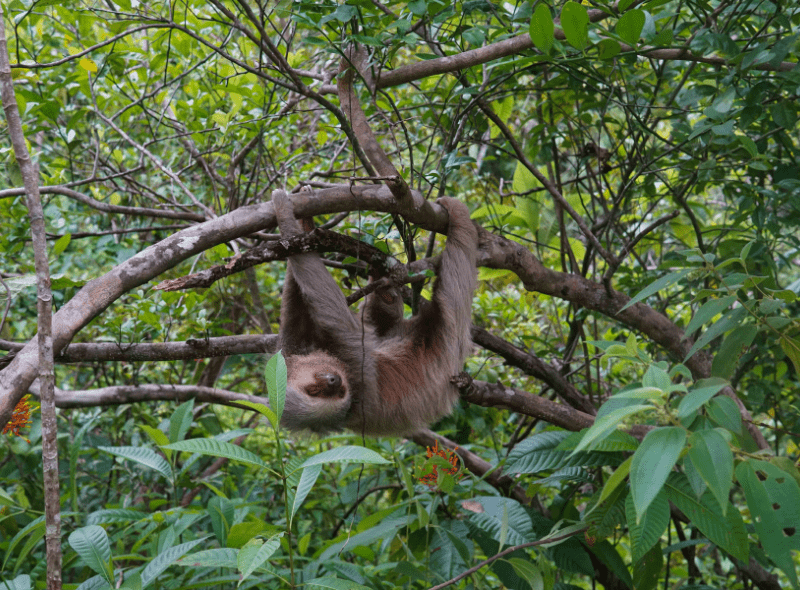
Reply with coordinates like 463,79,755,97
632,543,663,590
467,497,534,545
140,538,205,588
626,490,669,563
620,269,693,312
573,404,654,453
298,445,391,470
706,395,742,435
507,558,544,590
68,526,113,583
597,38,621,59
780,335,800,375
290,464,321,524
177,548,238,568
98,446,173,479
616,9,645,44
234,399,278,428
529,4,554,54
164,439,268,470
238,534,282,583
688,429,733,515
630,427,686,520
665,473,748,561
677,377,728,419
684,307,748,361
304,577,371,590
736,461,800,587
265,351,287,426
711,325,757,378
684,295,737,337
560,1,590,50
510,430,625,473
168,399,194,444
51,233,71,257
596,456,632,506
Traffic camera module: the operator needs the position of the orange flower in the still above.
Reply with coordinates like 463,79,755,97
3,395,36,443
417,441,462,489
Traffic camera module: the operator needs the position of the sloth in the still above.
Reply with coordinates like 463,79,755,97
272,189,478,436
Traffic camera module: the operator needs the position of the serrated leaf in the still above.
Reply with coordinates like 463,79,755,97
509,431,624,473
298,445,390,470
560,1,589,50
467,497,534,545
68,526,112,582
529,3,554,54
617,9,645,44
631,427,686,520
620,269,693,312
688,429,733,515
665,473,748,561
98,446,173,479
164,439,268,470
626,491,669,563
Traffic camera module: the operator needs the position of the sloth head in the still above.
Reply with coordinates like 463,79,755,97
281,352,352,433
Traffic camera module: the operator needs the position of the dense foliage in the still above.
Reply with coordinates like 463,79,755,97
1,0,799,588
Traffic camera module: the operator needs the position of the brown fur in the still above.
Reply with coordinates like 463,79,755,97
273,190,478,436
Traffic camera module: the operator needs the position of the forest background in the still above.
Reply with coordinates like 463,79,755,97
0,0,799,589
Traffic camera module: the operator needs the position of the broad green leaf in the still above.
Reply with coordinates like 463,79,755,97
626,489,669,563
617,9,645,44
706,395,742,435
68,526,113,583
509,430,624,473
630,427,686,520
467,497,534,545
560,1,589,50
234,399,278,427
0,575,31,590
529,4,554,54
298,445,391,470
684,295,737,337
98,446,173,479
208,496,234,547
688,429,733,515
587,539,633,589
508,558,544,590
169,399,194,444
677,377,728,419
573,404,654,453
665,473,748,561
290,464,322,524
597,38,621,59
711,325,758,378
780,335,800,375
238,534,282,583
682,455,707,498
304,577,371,590
87,509,148,526
3,516,45,570
633,543,663,590
164,439,268,470
177,548,238,568
596,456,632,506
736,461,800,588
620,269,693,312
265,351,287,425
52,233,71,257
684,307,748,361
140,538,205,588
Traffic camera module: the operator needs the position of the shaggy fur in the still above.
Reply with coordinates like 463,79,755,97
273,190,478,436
